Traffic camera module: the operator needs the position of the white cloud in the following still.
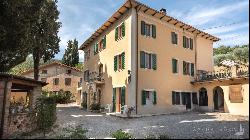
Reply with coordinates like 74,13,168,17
183,1,249,26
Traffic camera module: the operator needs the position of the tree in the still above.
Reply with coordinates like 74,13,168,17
233,47,249,63
62,40,73,66
31,0,61,80
72,39,79,67
62,39,79,67
0,0,33,72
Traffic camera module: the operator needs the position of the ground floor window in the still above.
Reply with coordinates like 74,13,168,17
199,88,208,106
172,91,180,105
142,90,157,105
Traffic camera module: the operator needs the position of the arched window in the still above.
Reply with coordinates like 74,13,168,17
199,87,208,106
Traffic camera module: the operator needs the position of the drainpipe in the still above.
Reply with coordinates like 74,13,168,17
135,6,139,115
0,80,8,138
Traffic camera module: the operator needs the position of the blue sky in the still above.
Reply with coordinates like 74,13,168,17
56,0,249,61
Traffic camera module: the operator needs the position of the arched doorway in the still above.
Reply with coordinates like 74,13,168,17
199,87,208,106
213,86,224,112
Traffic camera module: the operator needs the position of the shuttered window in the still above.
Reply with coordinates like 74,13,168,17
142,90,157,105
171,32,178,44
115,22,125,41
114,52,125,72
172,59,178,73
183,36,193,50
172,91,180,105
53,78,59,85
141,20,156,38
140,51,156,70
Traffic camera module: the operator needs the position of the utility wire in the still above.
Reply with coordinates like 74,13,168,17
202,21,245,30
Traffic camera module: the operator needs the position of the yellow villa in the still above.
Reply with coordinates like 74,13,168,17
79,0,249,116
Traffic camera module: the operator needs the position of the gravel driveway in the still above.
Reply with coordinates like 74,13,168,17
54,104,249,139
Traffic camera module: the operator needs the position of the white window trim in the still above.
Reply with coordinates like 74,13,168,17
141,50,155,70
143,89,155,106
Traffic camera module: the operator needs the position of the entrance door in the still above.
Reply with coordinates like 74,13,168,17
213,86,224,112
186,93,191,109
116,88,121,112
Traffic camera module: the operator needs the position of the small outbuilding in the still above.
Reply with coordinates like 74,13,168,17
0,73,47,138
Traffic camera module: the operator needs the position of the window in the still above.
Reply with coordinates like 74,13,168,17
141,90,157,105
53,78,59,85
84,70,89,82
140,51,157,70
114,52,125,71
84,49,90,62
65,78,71,86
66,69,71,74
41,78,47,82
183,61,194,76
141,21,156,38
229,85,243,103
172,59,178,73
171,32,178,44
192,92,198,105
41,70,47,74
115,22,125,41
93,35,106,55
172,91,180,105
199,88,208,106
183,36,193,50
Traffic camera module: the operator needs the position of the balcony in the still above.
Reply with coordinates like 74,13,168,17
86,71,105,85
193,68,249,82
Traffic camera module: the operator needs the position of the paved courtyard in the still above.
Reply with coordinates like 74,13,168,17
53,103,249,139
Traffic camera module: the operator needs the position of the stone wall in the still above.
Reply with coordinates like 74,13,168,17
7,113,37,136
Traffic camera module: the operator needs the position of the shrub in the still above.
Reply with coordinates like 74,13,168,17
90,103,100,110
43,89,73,104
112,129,133,139
35,95,57,136
159,134,171,139
57,126,88,139
144,134,158,139
81,102,87,109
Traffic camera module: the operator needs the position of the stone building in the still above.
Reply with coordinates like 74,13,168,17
21,62,83,105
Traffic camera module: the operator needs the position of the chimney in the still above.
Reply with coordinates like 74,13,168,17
160,8,166,15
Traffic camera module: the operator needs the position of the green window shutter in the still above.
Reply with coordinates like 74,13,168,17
190,38,193,50
141,21,145,35
152,24,156,38
183,36,186,48
121,86,126,106
183,61,186,75
175,34,178,44
172,91,175,105
93,44,96,55
152,54,157,70
171,32,175,44
153,91,157,105
115,27,118,41
172,59,177,73
186,38,189,49
122,22,125,37
122,52,125,69
141,90,146,105
112,88,116,112
114,56,117,71
95,43,98,53
191,63,194,76
103,35,106,49
140,51,145,68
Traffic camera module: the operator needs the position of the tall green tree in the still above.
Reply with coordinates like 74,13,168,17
0,0,33,72
31,0,61,80
62,39,79,67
